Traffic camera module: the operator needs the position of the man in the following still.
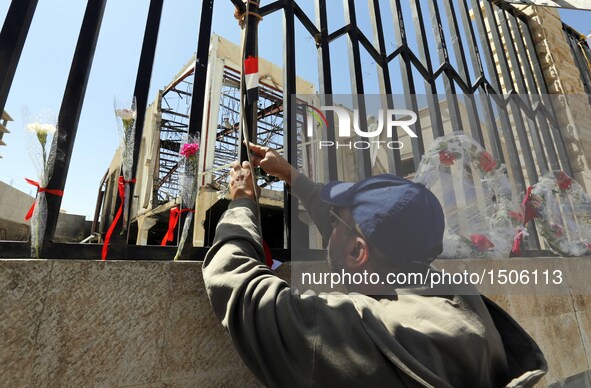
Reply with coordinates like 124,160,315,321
202,143,547,387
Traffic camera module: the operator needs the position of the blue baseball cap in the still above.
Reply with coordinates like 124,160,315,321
320,174,445,265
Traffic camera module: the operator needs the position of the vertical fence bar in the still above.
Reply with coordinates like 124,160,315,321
495,7,543,181
516,18,562,170
315,0,338,181
458,0,504,162
43,0,107,250
565,29,591,94
432,0,484,226
408,0,459,225
343,0,372,179
409,0,445,138
507,10,554,174
471,0,526,193
188,0,215,137
284,1,297,251
522,20,569,173
389,0,425,170
482,0,539,248
443,0,484,145
240,0,259,162
127,0,164,242
428,0,464,137
0,0,39,115
368,0,401,176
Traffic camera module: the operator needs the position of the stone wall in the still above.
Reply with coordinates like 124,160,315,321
522,5,591,191
1,258,590,386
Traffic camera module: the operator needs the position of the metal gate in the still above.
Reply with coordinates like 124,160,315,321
0,0,573,259
564,23,591,97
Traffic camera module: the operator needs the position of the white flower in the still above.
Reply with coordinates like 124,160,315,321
27,122,57,135
115,109,136,121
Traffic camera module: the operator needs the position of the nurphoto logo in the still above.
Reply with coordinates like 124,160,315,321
303,103,419,150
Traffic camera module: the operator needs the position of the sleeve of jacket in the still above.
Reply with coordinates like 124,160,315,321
202,198,318,387
290,174,332,242
202,198,384,387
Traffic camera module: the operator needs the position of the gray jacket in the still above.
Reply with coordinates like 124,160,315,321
203,175,547,387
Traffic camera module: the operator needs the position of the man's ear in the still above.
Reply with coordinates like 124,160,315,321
345,236,370,270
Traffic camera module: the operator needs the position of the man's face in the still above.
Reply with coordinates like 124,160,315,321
327,207,357,272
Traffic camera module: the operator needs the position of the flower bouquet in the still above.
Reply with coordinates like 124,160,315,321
521,171,591,256
415,132,521,259
24,110,61,257
115,100,137,234
102,99,137,260
173,135,200,261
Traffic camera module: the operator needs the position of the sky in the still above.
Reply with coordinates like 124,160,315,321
0,1,589,220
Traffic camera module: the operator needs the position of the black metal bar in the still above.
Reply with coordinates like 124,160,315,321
481,0,538,249
356,28,385,67
188,0,215,137
315,0,337,181
408,0,460,224
43,0,107,253
284,1,297,251
239,0,260,162
327,24,354,43
471,0,525,194
127,0,164,237
0,241,30,257
92,170,108,235
496,7,543,182
229,0,246,14
344,0,372,179
489,4,538,185
409,0,445,138
461,0,504,163
566,29,591,93
443,0,484,146
428,0,464,137
368,0,401,175
506,10,552,175
389,0,424,170
522,22,570,174
0,0,39,115
293,2,320,38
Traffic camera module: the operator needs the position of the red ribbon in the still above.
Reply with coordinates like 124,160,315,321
262,240,273,268
160,207,195,246
511,186,539,256
102,176,136,260
511,227,528,256
24,178,64,221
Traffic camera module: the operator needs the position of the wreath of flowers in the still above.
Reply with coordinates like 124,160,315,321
519,171,591,256
415,133,522,259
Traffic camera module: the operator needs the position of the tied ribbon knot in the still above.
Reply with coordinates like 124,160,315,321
102,176,136,260
24,178,64,221
161,207,195,246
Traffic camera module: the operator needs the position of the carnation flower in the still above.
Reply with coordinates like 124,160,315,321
439,150,456,166
27,122,57,135
470,234,495,252
27,122,57,148
115,108,136,128
555,171,572,191
478,151,497,173
180,143,200,158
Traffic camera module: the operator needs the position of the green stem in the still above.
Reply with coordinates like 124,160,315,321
42,148,47,180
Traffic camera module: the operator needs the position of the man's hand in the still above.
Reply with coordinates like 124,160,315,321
248,142,300,186
230,161,260,201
